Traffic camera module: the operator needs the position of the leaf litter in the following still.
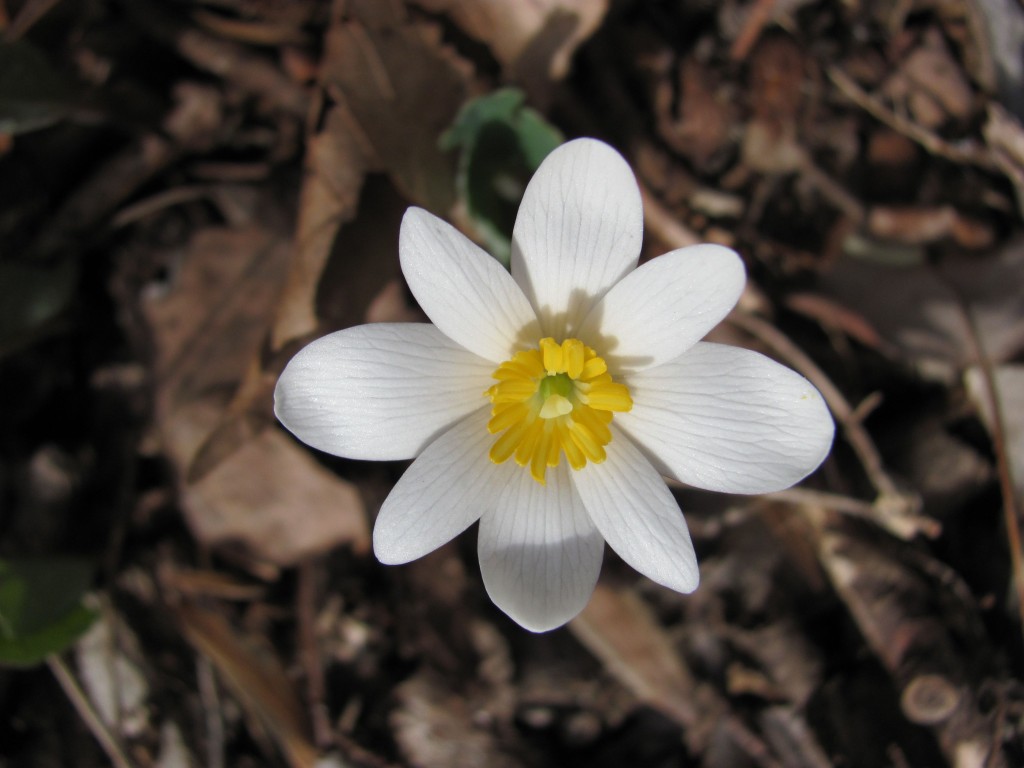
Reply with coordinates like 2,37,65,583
2,1,1024,767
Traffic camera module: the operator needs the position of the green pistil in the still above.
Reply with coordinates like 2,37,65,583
538,372,574,401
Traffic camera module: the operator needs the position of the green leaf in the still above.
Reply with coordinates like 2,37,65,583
0,40,73,135
0,257,78,352
0,557,97,667
441,88,562,265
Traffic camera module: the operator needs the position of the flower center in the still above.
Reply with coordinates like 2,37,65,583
485,337,633,484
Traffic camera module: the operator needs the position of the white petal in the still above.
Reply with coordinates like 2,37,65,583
400,207,540,362
618,342,835,494
478,463,604,632
572,428,698,593
511,138,643,339
373,408,512,564
275,323,493,461
579,244,745,373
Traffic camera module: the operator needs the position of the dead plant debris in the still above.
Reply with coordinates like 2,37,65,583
2,1,1023,767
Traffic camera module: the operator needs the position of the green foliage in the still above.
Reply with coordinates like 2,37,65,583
441,88,562,265
0,557,97,667
0,258,78,354
0,40,73,135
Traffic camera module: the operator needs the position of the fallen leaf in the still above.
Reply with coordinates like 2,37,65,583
748,34,806,123
391,669,521,768
820,244,1024,382
867,205,994,249
885,415,993,520
272,1,472,349
883,28,974,128
654,56,736,174
185,428,369,565
312,176,409,333
143,226,369,565
784,291,891,353
321,2,469,213
965,364,1024,499
173,602,319,768
410,0,608,102
569,583,701,730
270,105,370,349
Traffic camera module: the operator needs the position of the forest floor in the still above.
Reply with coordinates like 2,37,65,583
2,1,1024,766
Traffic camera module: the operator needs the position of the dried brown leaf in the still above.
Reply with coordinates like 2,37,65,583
321,6,469,213
145,227,288,438
820,246,1024,382
184,428,369,565
867,206,994,249
888,416,993,520
271,105,371,349
655,57,736,174
411,0,608,101
883,28,975,128
784,292,890,352
730,621,823,709
313,178,409,333
742,118,806,174
144,226,369,564
173,602,319,768
392,670,521,768
272,4,472,348
569,584,705,731
748,34,806,123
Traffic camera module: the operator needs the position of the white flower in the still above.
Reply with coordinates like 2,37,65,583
275,138,834,632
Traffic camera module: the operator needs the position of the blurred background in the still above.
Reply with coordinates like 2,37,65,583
1,0,1023,766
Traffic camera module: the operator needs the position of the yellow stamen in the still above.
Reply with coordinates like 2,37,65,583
485,337,633,483
583,382,634,411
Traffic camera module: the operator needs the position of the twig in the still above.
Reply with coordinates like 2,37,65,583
768,487,883,519
641,166,929,539
827,67,997,170
726,312,877,486
111,185,213,229
727,310,931,539
942,273,1024,645
197,655,225,768
796,155,865,223
3,0,61,41
297,560,333,749
46,654,135,768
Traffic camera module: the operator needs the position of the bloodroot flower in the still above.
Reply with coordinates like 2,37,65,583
275,139,834,632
